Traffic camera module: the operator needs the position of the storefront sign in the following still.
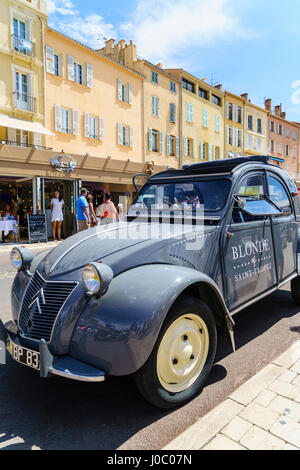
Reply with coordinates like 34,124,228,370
51,151,76,173
27,214,48,243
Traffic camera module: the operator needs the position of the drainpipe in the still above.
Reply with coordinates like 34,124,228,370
41,18,47,148
142,79,145,165
179,78,183,169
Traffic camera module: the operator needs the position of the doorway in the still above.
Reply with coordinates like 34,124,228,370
43,179,76,239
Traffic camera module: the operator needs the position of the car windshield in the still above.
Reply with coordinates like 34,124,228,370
130,178,231,213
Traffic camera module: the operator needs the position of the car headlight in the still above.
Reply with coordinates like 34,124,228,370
10,247,34,271
82,262,113,296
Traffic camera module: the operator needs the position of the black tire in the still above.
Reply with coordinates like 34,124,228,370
291,276,300,305
134,295,217,409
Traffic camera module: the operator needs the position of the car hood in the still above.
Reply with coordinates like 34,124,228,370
42,221,218,278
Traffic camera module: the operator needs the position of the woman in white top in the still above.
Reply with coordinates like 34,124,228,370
50,191,64,241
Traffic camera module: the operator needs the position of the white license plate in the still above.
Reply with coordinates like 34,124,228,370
6,338,40,370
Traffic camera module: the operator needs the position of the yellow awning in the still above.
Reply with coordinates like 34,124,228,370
0,113,54,136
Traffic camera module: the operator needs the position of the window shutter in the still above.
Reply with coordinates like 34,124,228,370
200,141,204,160
152,96,155,116
118,122,123,145
241,107,244,124
241,130,244,150
236,128,239,147
94,117,99,140
86,64,93,88
84,112,90,138
117,78,122,101
212,144,216,161
125,126,129,146
159,131,163,153
166,134,170,155
226,126,229,145
34,132,41,148
183,137,188,156
191,104,193,122
67,109,71,133
129,126,134,147
45,46,54,74
67,55,74,81
72,109,79,135
193,139,196,159
58,54,63,77
208,143,212,161
129,84,133,104
226,102,230,119
176,136,180,157
54,104,61,131
7,127,16,142
148,128,152,150
99,117,104,141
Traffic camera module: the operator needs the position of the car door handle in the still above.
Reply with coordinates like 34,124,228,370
226,232,234,239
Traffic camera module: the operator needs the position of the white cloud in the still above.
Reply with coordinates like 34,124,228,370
120,0,253,66
46,1,115,49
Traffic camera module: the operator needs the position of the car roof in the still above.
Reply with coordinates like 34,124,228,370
149,155,280,180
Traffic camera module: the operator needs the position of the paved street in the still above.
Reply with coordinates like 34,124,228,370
0,249,300,450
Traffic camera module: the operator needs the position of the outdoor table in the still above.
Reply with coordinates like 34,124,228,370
0,220,17,242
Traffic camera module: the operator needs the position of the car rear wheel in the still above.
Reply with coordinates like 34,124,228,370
134,295,217,409
291,276,300,305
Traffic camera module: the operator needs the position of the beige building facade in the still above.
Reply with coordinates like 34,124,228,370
224,91,245,158
165,69,225,166
242,93,268,157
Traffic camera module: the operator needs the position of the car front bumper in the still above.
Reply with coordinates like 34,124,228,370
0,318,105,383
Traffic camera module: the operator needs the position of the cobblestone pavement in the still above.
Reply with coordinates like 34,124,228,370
164,340,300,450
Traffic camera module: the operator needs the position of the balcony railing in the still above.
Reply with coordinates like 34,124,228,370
13,92,37,113
11,34,35,57
2,140,52,151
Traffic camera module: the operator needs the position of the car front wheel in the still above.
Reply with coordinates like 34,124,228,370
134,295,217,409
291,276,300,305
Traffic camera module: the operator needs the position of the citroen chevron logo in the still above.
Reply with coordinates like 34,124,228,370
28,288,46,314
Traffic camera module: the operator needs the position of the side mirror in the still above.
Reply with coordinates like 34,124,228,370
240,196,282,217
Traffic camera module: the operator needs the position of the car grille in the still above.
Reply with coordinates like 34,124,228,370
18,271,77,342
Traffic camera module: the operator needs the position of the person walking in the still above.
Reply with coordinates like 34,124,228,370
76,188,90,232
50,190,64,241
87,194,98,228
97,193,119,225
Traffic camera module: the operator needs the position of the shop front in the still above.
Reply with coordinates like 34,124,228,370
0,144,164,243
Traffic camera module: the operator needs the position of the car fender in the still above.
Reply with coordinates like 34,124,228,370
70,264,232,376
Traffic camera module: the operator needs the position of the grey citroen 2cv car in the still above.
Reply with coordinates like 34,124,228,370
1,155,300,409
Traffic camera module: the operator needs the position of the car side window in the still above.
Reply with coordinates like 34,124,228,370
232,173,266,224
267,175,292,216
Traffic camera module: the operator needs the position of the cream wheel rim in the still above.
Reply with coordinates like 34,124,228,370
156,314,210,393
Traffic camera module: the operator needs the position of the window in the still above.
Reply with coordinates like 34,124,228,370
278,124,283,135
285,144,289,156
248,134,253,149
152,96,159,116
270,121,275,132
61,107,71,134
118,123,134,147
73,62,83,84
152,70,158,84
202,109,208,127
270,140,274,152
215,115,220,133
167,135,176,156
200,141,206,160
212,94,221,106
227,126,233,145
183,137,194,157
182,78,195,93
278,142,282,155
198,87,208,100
14,71,33,112
170,81,176,93
257,137,262,151
293,129,297,140
293,147,297,158
45,46,62,77
13,18,32,56
169,103,176,123
227,103,233,120
232,173,268,223
257,119,262,134
117,78,133,104
286,127,290,138
268,175,292,214
248,115,253,131
67,56,92,87
187,103,193,122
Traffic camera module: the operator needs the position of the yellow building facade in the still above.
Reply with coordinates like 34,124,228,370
0,0,50,147
165,70,225,166
242,93,268,156
224,91,245,158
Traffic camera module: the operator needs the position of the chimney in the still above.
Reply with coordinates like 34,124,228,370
241,93,248,101
202,78,207,82
156,62,163,69
118,39,126,49
214,84,222,90
104,38,115,54
275,104,282,117
281,111,286,119
265,98,272,111
124,41,137,68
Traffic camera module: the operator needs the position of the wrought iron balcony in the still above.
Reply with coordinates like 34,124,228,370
2,140,52,151
11,34,35,57
12,92,37,113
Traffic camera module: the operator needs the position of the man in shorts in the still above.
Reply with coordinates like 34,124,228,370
76,188,90,231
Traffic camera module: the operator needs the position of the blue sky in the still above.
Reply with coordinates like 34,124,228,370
46,0,300,121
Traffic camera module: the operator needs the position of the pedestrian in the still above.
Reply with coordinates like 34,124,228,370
50,190,64,241
97,193,119,225
76,188,90,232
87,194,98,228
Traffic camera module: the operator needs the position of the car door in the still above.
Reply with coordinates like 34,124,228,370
222,171,277,310
267,172,297,282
